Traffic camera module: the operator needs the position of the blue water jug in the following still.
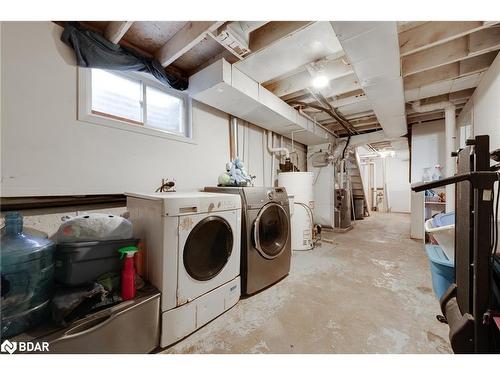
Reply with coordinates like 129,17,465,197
1,212,55,338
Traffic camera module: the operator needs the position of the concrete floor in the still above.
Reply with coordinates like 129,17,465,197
163,212,452,354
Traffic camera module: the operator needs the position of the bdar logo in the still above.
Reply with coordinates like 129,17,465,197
1,340,17,354
1,339,49,353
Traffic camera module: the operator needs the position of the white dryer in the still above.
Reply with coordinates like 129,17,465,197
126,192,241,347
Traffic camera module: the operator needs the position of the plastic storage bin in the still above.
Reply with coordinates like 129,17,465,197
55,238,138,286
425,244,454,300
1,212,55,339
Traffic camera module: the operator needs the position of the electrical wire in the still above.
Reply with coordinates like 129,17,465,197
342,135,351,160
293,201,316,251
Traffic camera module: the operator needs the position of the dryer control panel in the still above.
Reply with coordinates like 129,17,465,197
267,188,288,202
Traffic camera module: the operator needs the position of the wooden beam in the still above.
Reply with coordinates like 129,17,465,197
330,90,367,108
248,21,313,53
282,89,310,102
398,21,429,34
399,21,485,56
104,21,134,44
409,91,471,109
266,70,312,97
330,122,381,133
155,21,224,67
449,88,475,101
469,26,500,53
402,27,500,76
407,109,466,125
404,51,498,90
323,116,379,128
460,50,498,74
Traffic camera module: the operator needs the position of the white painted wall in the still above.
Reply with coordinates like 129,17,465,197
0,22,307,197
458,52,500,153
1,22,230,196
410,119,446,183
458,52,500,211
385,155,411,213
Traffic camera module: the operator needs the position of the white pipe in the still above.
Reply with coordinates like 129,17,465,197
444,105,457,213
229,116,239,160
267,130,290,158
412,101,456,212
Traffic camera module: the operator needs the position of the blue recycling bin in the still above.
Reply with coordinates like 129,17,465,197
425,244,455,300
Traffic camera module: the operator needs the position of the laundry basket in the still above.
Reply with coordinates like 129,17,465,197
425,212,455,261
425,244,454,300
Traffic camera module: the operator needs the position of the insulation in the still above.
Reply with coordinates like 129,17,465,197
61,22,188,91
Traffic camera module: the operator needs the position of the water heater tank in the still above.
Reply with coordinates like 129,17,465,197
278,172,314,251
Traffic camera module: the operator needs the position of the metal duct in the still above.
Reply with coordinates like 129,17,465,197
330,22,407,138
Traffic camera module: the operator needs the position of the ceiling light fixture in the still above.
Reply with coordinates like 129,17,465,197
311,75,329,89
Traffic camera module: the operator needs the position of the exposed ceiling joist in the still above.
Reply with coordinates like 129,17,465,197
345,110,376,120
265,70,313,97
407,108,463,124
323,116,379,128
248,21,314,53
405,70,484,102
104,21,134,44
156,21,225,67
397,21,429,34
423,88,475,104
399,21,489,56
283,86,364,105
402,26,500,76
404,51,498,90
330,90,367,108
330,122,381,132
282,90,310,102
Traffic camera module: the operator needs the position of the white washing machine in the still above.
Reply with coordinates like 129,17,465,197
126,192,241,347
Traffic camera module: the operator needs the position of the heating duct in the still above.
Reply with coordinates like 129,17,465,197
412,101,457,212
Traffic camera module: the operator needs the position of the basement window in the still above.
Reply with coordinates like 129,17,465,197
78,68,192,142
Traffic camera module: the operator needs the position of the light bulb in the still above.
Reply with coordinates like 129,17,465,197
311,75,329,89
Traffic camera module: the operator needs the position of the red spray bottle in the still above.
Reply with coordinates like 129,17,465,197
118,246,139,301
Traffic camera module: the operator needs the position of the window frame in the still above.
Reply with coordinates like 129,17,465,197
78,67,194,144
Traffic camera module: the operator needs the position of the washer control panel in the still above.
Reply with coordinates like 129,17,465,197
267,188,289,205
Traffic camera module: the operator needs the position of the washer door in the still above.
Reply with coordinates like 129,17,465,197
254,203,289,259
183,216,233,281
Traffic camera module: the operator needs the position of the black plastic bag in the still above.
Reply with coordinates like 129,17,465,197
61,22,188,91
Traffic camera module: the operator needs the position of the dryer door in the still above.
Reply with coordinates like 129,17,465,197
253,202,289,260
183,216,233,282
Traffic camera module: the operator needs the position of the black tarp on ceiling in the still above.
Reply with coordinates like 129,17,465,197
61,22,188,91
